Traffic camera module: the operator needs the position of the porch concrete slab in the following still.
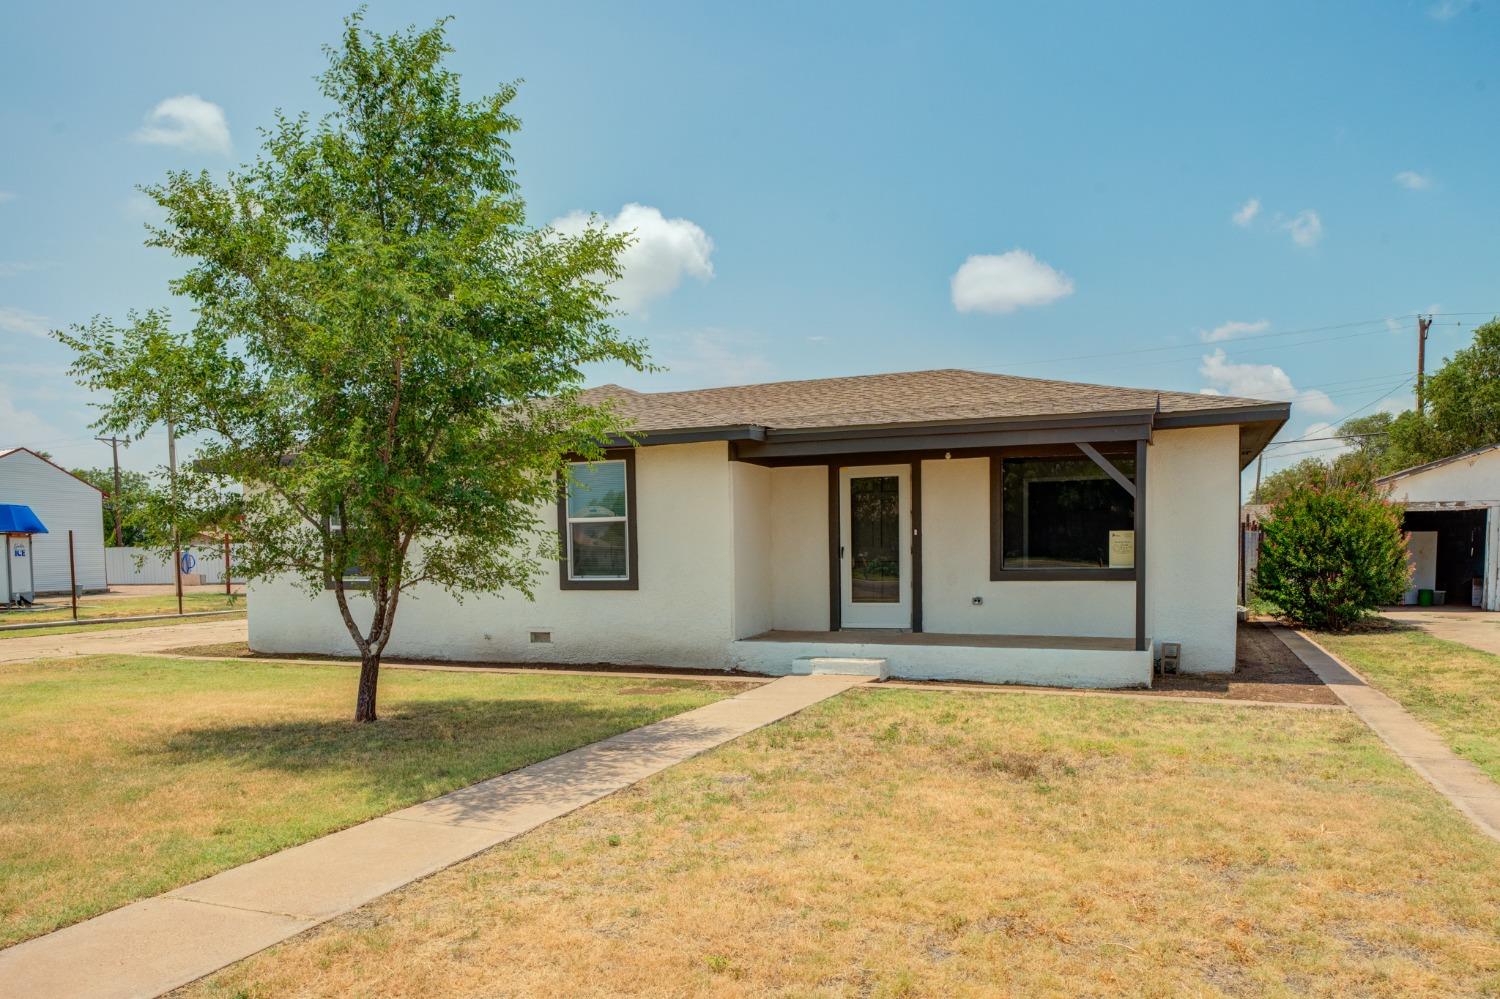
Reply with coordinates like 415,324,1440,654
1273,627,1500,843
0,897,313,999
0,674,861,999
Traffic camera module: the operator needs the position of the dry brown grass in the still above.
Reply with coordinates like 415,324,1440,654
188,688,1500,998
0,655,729,946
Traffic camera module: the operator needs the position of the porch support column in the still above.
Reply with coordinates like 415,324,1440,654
1134,438,1148,653
911,459,923,633
827,463,841,631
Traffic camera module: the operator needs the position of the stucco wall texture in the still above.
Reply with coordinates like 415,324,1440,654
250,428,1242,678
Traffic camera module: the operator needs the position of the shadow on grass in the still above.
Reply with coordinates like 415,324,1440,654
151,696,685,777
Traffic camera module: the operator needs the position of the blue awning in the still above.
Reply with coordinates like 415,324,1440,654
0,504,48,534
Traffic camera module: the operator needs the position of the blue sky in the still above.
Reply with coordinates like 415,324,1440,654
1,1,1496,493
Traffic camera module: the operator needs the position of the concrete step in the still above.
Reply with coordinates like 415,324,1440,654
791,656,889,680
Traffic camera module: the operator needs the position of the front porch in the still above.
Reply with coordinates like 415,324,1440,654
728,628,1155,689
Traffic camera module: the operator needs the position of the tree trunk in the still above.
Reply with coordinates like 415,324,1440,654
354,651,381,722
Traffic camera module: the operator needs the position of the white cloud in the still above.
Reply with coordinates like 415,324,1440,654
0,306,50,338
0,262,41,278
0,191,14,204
1281,209,1324,247
1394,170,1432,190
1199,349,1337,416
1429,0,1474,20
1200,319,1270,343
950,250,1074,314
1231,198,1261,227
551,203,714,313
132,95,231,155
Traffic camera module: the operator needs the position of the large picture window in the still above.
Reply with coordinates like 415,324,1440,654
559,453,637,589
991,454,1135,578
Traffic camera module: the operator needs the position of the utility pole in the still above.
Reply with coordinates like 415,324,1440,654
167,417,182,616
1416,314,1433,414
1253,453,1263,505
95,436,127,546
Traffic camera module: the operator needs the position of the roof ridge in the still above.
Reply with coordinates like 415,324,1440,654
613,368,1274,409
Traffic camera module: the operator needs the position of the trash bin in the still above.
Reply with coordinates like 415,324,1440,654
1434,589,1446,606
1418,589,1434,606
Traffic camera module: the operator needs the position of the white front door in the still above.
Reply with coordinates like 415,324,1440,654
839,464,911,629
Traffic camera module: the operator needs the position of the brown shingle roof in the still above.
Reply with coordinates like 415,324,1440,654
580,369,1281,433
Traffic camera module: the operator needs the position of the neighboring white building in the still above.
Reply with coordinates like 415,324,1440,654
0,448,108,595
248,369,1289,688
1378,444,1500,611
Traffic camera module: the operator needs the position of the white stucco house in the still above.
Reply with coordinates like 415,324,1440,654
248,369,1289,687
0,447,108,597
1378,444,1500,610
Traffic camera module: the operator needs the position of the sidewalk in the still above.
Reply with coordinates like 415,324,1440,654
0,617,249,665
0,673,871,999
1273,626,1500,843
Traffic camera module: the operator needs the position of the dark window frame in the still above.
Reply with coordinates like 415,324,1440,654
988,451,1137,581
321,514,372,591
557,448,639,591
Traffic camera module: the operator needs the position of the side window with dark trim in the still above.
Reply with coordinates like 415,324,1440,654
559,453,638,590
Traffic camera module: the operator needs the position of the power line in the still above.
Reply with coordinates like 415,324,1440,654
991,316,1401,370
1258,375,1417,455
1263,431,1389,449
984,312,1488,373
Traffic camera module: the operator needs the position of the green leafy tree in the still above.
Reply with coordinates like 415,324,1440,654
1256,457,1333,506
1389,318,1500,463
70,467,154,546
1255,483,1410,630
56,14,646,722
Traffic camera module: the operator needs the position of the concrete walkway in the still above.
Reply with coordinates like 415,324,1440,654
0,673,871,999
1379,606,1500,657
1273,627,1500,843
0,617,248,665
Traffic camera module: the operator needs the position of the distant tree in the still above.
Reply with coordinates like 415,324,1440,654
1390,318,1500,463
1255,483,1410,630
1256,457,1332,506
56,14,646,722
70,467,153,545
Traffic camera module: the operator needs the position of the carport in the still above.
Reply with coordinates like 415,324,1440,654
1400,503,1492,607
1378,445,1500,611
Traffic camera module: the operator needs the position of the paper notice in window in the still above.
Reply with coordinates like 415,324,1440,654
1108,530,1134,569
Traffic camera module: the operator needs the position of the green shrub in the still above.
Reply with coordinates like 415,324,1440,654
1254,483,1410,630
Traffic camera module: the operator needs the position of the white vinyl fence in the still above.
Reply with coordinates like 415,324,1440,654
105,545,245,586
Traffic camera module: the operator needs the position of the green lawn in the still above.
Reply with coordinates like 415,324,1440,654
0,590,242,628
0,655,731,947
192,688,1500,998
1317,622,1500,784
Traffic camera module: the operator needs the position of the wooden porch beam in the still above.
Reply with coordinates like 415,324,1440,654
1076,442,1136,498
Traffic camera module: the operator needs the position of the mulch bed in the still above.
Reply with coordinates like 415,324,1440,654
1149,621,1339,705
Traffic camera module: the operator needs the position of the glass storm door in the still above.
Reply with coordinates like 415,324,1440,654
839,465,911,628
